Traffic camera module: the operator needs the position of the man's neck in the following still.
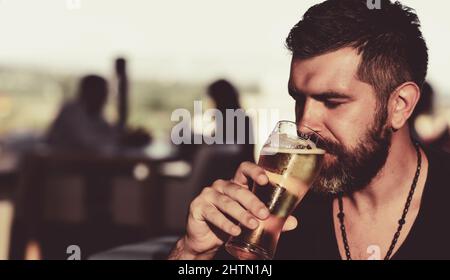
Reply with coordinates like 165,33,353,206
346,129,428,215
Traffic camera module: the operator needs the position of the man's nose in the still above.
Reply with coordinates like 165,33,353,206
296,98,323,133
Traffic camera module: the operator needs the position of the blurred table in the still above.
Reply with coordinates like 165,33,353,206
0,131,184,258
7,141,181,260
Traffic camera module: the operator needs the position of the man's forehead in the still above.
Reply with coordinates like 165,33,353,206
289,47,365,95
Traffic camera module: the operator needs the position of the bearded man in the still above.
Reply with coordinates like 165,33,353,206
168,0,450,260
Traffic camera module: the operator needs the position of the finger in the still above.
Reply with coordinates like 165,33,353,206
216,182,270,220
282,216,298,232
213,194,260,230
201,204,242,236
211,178,249,191
233,161,268,186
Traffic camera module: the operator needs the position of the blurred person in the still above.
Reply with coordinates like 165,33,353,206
206,79,254,162
47,75,115,151
410,82,450,152
46,75,150,151
177,79,255,163
162,80,255,237
168,0,450,260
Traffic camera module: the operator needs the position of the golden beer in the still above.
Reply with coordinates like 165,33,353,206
225,146,325,260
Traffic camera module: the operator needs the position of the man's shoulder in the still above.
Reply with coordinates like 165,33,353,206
422,146,450,207
417,147,450,256
426,147,450,181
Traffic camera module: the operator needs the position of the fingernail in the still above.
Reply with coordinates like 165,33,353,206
258,174,268,184
258,208,270,219
249,218,258,228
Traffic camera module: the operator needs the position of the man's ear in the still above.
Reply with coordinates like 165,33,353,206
389,82,421,131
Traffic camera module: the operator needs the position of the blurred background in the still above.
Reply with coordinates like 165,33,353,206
0,0,449,260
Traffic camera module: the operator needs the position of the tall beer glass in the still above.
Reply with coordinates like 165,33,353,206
225,120,325,260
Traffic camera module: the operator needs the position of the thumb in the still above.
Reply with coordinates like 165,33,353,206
282,215,298,232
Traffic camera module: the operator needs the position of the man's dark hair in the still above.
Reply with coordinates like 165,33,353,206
286,0,428,107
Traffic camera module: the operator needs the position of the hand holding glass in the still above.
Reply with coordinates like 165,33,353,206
225,120,325,260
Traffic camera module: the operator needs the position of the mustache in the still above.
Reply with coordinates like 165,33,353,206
317,137,345,156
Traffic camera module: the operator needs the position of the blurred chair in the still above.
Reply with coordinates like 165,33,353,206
89,144,245,260
9,149,162,260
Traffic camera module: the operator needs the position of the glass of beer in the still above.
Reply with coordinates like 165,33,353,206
225,120,325,260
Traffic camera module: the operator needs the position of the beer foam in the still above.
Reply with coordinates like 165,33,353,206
261,146,325,155
266,133,320,150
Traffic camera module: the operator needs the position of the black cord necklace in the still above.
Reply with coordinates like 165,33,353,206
337,142,422,260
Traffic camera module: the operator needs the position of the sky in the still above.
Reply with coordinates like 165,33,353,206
0,0,449,100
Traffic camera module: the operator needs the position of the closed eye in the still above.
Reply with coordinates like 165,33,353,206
291,95,342,109
288,85,349,109
323,100,342,109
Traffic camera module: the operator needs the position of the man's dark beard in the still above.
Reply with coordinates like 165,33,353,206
313,109,393,195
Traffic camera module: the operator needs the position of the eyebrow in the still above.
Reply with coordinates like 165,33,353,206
288,84,352,101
